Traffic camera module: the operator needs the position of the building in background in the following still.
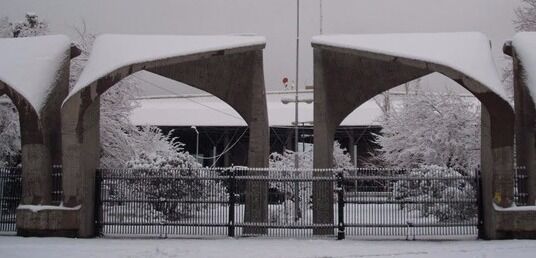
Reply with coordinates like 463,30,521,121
130,90,383,167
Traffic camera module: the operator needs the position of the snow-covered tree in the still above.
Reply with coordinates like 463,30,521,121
0,17,11,38
70,24,185,168
0,13,48,167
515,0,536,32
0,100,20,167
503,0,536,99
12,13,48,38
372,92,480,171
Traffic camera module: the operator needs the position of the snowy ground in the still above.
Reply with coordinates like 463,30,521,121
1,236,536,258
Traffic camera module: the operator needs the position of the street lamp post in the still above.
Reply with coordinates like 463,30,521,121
191,126,199,163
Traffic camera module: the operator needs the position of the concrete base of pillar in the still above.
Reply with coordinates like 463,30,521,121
494,209,536,239
16,207,79,237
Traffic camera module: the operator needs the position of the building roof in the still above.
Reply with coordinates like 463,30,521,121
130,90,384,127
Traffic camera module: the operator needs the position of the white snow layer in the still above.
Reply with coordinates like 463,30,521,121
312,32,509,103
0,35,70,112
493,203,536,212
17,204,81,213
69,34,266,101
2,237,536,258
513,32,536,105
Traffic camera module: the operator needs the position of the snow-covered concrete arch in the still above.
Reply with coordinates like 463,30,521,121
61,34,270,237
0,35,71,211
311,32,515,239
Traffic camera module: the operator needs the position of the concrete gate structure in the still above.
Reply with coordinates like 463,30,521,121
0,35,80,236
58,35,270,237
505,33,536,205
310,32,534,239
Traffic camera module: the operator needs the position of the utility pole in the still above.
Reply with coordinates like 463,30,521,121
293,0,301,222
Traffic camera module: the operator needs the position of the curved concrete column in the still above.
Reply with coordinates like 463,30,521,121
61,35,269,237
312,37,514,239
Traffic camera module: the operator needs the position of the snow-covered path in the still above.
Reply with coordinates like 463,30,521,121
1,236,536,258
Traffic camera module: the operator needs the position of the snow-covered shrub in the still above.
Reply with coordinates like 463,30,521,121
125,151,206,221
391,165,477,222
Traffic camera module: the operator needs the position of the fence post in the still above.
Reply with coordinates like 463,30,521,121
94,169,102,237
476,168,485,239
336,170,345,240
228,167,235,237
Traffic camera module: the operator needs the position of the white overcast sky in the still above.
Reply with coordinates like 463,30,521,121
0,0,524,95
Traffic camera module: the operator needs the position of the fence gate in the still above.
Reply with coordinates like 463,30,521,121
342,168,480,239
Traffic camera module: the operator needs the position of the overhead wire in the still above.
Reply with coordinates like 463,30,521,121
131,73,250,165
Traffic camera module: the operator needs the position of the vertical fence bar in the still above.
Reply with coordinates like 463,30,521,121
336,170,345,240
94,169,102,237
228,168,235,237
476,168,484,239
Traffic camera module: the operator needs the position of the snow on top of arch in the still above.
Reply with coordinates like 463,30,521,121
312,32,508,103
0,35,70,112
69,34,266,101
513,32,536,105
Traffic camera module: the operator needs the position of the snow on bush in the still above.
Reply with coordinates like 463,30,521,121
124,149,216,221
391,165,477,222
268,141,353,223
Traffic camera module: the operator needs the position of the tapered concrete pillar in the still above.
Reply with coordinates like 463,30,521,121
506,41,536,205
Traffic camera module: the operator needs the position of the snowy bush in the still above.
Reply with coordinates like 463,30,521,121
391,165,477,222
125,150,208,221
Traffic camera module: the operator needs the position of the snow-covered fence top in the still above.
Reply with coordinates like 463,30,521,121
312,32,509,105
68,34,266,102
0,35,70,113
513,32,536,105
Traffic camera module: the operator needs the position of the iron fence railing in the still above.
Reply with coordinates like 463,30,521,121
0,165,526,239
96,166,482,239
0,166,62,233
514,166,529,206
0,167,21,233
342,168,479,239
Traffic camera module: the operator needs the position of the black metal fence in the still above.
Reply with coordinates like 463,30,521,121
0,166,62,233
96,166,481,239
514,166,529,206
0,167,21,232
343,167,479,239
